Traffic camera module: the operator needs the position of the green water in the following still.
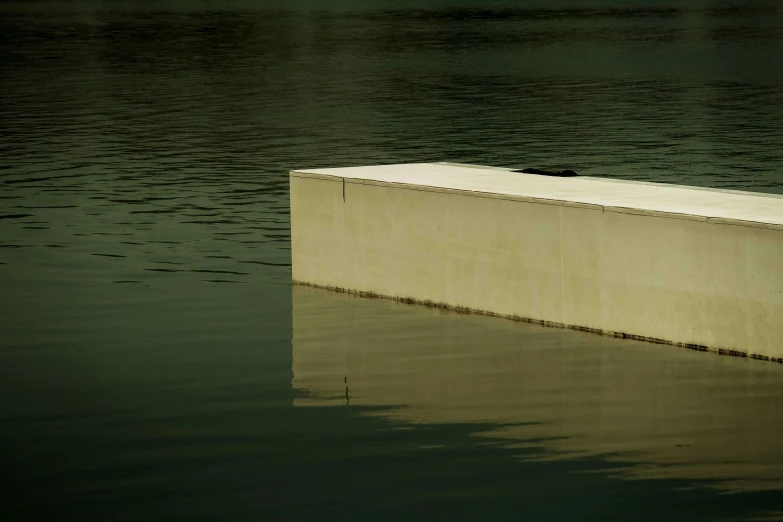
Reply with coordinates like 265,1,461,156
2,1,783,520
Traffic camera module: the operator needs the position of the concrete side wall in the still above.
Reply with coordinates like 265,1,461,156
290,174,783,359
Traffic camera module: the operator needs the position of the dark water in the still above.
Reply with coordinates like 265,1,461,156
2,1,783,520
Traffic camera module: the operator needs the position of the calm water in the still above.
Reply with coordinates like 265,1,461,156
2,1,783,520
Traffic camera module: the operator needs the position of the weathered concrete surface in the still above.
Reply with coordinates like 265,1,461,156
290,162,783,360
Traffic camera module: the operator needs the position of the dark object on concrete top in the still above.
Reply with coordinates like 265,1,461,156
514,168,579,177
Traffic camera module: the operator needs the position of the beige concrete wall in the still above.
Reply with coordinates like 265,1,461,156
290,173,783,359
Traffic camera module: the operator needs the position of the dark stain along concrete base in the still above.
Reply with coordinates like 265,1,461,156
293,280,783,365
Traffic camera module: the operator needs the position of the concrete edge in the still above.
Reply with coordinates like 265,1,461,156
437,162,783,201
289,171,783,231
293,280,783,365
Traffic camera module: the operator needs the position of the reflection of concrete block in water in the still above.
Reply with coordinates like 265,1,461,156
291,285,783,491
290,162,783,360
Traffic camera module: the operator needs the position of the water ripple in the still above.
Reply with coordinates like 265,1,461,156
0,6,780,291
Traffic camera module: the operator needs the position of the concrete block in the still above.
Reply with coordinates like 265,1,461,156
290,162,783,360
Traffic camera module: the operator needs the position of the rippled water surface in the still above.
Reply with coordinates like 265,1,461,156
2,1,783,520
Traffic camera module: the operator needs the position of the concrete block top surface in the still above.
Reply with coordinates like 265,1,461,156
292,162,783,228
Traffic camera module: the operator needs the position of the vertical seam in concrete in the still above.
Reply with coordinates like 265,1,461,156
560,205,565,324
342,178,346,202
